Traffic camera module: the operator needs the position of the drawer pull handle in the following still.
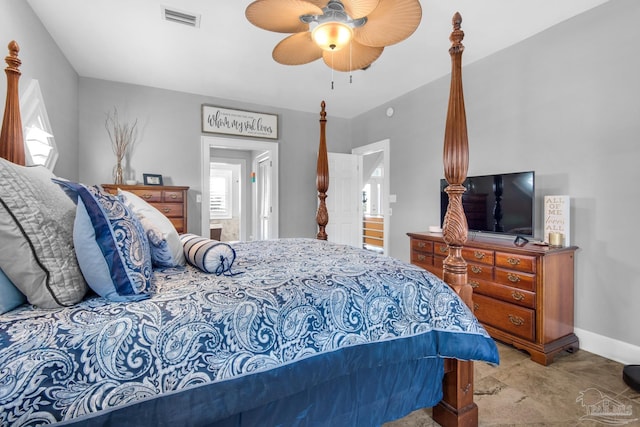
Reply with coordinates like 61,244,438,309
511,291,525,301
162,208,171,213
471,265,482,274
507,273,521,283
507,257,521,266
508,314,525,326
439,246,448,253
169,194,178,199
473,303,479,311
418,241,426,248
417,255,426,261
142,194,152,199
474,251,485,260
469,281,479,288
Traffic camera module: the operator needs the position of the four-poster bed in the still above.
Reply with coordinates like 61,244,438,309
0,14,497,427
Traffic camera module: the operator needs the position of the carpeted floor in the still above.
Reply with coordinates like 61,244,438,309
384,342,640,426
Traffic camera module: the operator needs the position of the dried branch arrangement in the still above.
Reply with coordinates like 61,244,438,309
105,107,138,184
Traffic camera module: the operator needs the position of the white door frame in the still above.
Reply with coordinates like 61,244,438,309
201,136,279,240
352,139,390,254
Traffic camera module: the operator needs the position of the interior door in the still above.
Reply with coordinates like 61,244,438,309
256,152,272,240
325,152,362,247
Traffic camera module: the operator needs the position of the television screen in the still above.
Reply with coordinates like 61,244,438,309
440,171,535,237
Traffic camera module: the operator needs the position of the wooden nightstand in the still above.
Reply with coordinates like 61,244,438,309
102,184,189,233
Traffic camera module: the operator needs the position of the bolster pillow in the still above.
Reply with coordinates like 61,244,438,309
180,233,238,276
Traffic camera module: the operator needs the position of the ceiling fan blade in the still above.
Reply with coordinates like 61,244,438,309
322,40,383,71
273,32,324,65
353,0,422,47
341,0,379,19
304,0,329,7
246,0,323,33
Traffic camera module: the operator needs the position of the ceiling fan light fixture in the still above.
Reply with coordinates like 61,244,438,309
311,21,352,51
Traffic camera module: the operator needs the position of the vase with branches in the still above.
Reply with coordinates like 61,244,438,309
105,107,138,185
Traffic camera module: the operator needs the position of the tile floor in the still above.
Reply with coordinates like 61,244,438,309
385,342,640,426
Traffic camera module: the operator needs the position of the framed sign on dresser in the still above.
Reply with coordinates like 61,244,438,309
102,184,189,233
407,231,579,365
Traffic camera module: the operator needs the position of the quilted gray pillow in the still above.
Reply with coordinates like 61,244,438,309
0,158,87,307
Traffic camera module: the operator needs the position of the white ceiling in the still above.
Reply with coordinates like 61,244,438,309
27,0,609,119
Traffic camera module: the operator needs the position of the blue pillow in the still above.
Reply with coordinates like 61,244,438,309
180,233,239,276
0,267,26,314
53,180,152,302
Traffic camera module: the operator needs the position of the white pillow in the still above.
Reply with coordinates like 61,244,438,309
117,189,185,268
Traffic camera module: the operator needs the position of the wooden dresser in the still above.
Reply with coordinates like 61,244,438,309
102,184,189,233
407,231,579,365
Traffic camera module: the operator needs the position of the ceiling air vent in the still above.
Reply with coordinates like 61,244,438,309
162,6,201,28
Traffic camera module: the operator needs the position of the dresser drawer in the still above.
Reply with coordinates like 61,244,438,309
154,203,183,218
467,262,493,281
128,189,163,202
495,268,536,291
495,252,536,273
476,281,535,309
434,242,449,256
162,190,184,202
462,247,494,265
411,239,433,253
411,252,433,269
473,294,535,341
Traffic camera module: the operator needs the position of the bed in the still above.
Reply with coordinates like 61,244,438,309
0,13,498,427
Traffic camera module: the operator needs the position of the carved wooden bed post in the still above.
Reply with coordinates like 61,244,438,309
0,40,24,165
316,101,329,240
433,13,478,427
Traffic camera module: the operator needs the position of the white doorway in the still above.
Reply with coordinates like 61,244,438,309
201,136,279,241
352,139,390,255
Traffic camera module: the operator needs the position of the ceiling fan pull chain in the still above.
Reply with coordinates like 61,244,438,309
349,40,353,84
331,51,335,90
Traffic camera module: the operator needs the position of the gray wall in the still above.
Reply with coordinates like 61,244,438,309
351,0,640,348
0,0,79,179
78,78,351,238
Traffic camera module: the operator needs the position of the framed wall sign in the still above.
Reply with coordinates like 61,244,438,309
201,105,278,139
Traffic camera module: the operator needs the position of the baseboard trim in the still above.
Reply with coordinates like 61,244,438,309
575,328,640,365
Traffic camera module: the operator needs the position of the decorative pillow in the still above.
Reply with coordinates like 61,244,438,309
0,158,87,308
137,214,178,267
117,189,185,267
180,233,239,276
54,180,152,302
0,267,26,314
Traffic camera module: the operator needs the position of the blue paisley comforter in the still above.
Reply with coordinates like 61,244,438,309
0,239,498,426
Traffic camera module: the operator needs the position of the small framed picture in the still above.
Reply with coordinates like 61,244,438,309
143,173,163,186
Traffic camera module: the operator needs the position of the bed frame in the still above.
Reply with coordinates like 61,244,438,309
1,13,477,427
315,13,477,427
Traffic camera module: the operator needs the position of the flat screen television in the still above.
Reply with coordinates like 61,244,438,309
440,171,535,238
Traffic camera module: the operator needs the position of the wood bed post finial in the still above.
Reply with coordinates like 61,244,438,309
0,40,25,165
442,11,470,303
433,14,478,427
316,101,329,240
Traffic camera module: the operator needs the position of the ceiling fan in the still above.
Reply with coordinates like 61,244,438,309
245,0,422,72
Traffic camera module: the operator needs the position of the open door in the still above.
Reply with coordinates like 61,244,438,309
326,152,362,247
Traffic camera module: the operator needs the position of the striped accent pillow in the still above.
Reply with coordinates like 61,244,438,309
180,234,238,275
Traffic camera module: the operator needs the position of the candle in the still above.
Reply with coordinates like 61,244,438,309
549,232,563,247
